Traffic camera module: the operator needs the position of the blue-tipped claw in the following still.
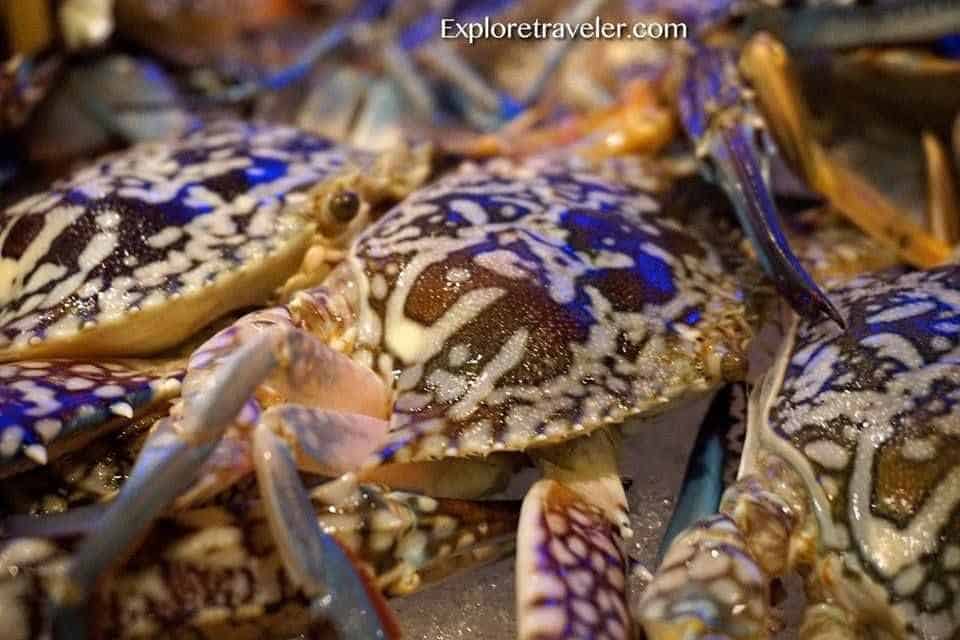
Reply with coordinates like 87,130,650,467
679,42,846,328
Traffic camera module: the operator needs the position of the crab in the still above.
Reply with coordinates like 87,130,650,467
0,119,429,475
637,262,960,639
450,17,847,329
0,358,183,475
0,133,765,639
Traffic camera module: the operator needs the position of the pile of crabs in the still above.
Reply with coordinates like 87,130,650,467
3,2,960,639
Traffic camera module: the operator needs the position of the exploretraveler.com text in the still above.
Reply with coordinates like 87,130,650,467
440,16,688,44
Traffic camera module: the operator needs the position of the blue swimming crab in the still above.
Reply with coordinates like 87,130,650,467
0,119,428,473
639,263,960,639
0,116,762,637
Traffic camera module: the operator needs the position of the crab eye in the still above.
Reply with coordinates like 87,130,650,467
329,190,361,223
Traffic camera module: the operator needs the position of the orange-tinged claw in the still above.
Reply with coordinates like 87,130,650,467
450,79,675,160
923,131,960,246
739,32,953,269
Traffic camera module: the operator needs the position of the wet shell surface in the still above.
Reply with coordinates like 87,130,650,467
348,157,753,465
0,359,181,471
0,121,356,361
759,264,960,638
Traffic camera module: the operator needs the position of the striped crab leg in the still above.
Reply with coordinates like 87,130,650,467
2,478,520,639
679,40,845,327
517,428,634,640
637,467,796,640
51,288,398,639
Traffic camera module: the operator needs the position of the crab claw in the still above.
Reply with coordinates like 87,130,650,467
679,42,845,328
51,306,393,638
517,480,632,640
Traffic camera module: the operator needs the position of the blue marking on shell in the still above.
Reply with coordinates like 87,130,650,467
0,120,359,355
562,209,677,300
353,157,750,463
0,360,182,466
778,266,960,410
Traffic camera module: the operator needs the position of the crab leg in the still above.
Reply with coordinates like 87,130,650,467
262,406,391,476
922,131,960,246
739,33,953,269
637,461,798,639
680,42,844,326
51,300,393,636
52,416,220,636
182,310,390,418
57,332,289,606
516,428,633,640
658,384,747,561
520,0,606,107
251,420,396,637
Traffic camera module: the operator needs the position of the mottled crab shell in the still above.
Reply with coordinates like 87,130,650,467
0,484,519,639
0,359,182,472
0,121,355,361
753,264,960,638
347,157,752,465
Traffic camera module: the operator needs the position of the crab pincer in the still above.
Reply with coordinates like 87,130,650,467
679,41,845,328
